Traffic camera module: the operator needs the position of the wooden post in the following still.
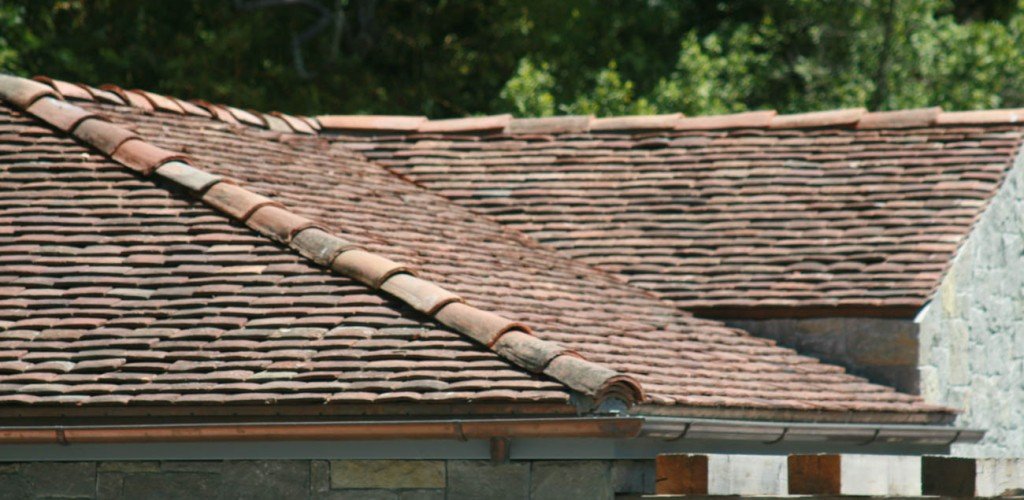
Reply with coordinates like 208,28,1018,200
788,454,841,495
922,456,976,497
655,454,708,495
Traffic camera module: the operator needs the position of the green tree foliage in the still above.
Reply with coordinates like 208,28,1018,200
499,58,556,117
1,0,1023,117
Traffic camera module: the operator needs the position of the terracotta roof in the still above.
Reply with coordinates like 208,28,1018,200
326,108,1024,318
0,74,954,423
0,75,635,411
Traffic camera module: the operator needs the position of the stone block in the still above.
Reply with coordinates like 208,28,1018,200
708,454,786,495
160,460,224,472
97,472,125,500
655,454,708,495
530,461,612,500
315,489,398,500
0,462,97,499
977,458,1024,497
311,460,331,494
98,461,161,473
840,454,920,496
611,459,655,494
447,460,528,500
331,460,445,489
121,472,221,500
219,460,309,499
398,489,444,500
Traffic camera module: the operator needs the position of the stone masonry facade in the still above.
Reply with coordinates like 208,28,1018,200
0,459,655,500
917,147,1024,458
725,317,920,394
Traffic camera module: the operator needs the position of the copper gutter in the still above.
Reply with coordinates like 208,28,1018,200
0,417,643,445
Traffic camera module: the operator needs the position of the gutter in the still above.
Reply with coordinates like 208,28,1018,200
0,416,643,445
0,415,982,449
641,416,984,446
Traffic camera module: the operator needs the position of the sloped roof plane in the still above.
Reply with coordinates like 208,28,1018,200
0,74,958,431
324,107,1024,319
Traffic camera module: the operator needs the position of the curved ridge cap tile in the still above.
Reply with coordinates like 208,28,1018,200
590,113,682,131
32,76,94,101
262,113,293,133
247,205,321,244
129,90,185,114
26,96,96,132
542,355,643,404
857,107,941,129
491,330,569,373
290,228,358,267
154,161,222,193
317,115,427,132
379,273,463,316
224,106,266,128
271,112,316,135
417,114,512,133
506,115,592,134
769,108,866,129
172,98,213,118
433,302,529,347
80,85,125,105
674,110,776,130
936,108,1024,125
0,73,60,108
111,138,192,176
300,115,322,131
72,118,139,155
202,181,283,221
331,249,411,289
101,84,154,112
193,100,241,125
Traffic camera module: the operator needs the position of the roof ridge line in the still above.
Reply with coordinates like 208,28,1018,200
0,73,644,408
31,76,321,136
29,75,1024,137
317,106,1024,134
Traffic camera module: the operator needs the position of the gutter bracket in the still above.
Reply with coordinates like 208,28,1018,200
666,422,691,442
858,429,881,446
763,427,788,445
490,437,510,464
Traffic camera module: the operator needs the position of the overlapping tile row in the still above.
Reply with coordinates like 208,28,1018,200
50,80,955,420
1,75,638,407
333,116,1024,316
0,101,572,407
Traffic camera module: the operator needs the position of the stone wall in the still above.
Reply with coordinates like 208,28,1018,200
725,317,920,393
0,459,654,499
917,147,1024,458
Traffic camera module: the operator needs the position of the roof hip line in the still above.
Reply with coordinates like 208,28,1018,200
0,73,644,408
